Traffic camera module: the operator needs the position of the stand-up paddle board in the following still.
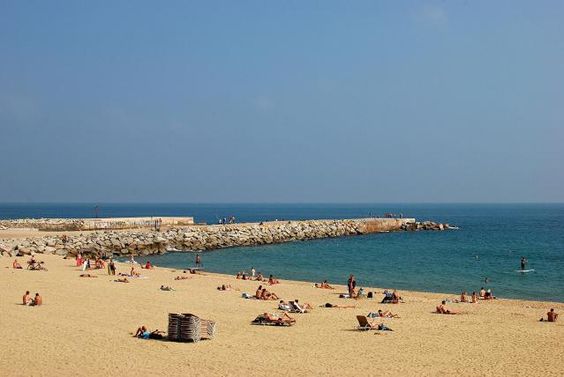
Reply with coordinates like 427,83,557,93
516,269,535,273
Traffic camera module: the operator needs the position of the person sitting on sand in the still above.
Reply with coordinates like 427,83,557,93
95,258,105,269
315,280,335,289
23,291,32,305
436,300,458,314
130,267,140,277
236,272,242,279
479,287,486,298
13,259,23,269
542,308,559,322
484,289,496,300
268,275,280,285
80,273,97,278
256,272,264,282
460,291,468,303
217,284,232,291
471,291,478,303
255,285,264,299
144,261,153,269
260,288,279,300
115,278,129,283
175,275,190,280
31,293,42,306
321,303,356,309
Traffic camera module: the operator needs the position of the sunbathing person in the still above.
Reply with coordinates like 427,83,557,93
321,303,356,308
315,280,335,289
80,273,97,278
268,275,280,285
175,275,191,280
130,267,140,277
479,287,486,298
293,299,313,310
263,312,295,325
31,293,42,306
255,285,264,299
134,326,165,339
471,291,478,303
144,261,153,269
13,259,23,269
23,291,32,305
484,289,496,300
368,309,400,318
115,278,129,283
436,300,458,314
260,288,279,300
460,291,468,303
217,284,232,291
160,285,174,291
236,272,242,279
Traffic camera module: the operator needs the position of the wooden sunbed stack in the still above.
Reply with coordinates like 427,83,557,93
167,313,216,342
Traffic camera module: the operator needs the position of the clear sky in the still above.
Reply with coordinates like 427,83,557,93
1,1,562,203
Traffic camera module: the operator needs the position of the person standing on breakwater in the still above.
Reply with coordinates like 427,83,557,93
520,257,528,270
195,253,201,268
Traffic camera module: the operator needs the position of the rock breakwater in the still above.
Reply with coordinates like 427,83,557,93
0,217,452,258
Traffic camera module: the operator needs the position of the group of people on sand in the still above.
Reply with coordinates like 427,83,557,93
22,291,42,306
315,280,334,289
255,285,279,300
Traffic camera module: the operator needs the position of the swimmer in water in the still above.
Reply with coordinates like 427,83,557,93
484,277,489,284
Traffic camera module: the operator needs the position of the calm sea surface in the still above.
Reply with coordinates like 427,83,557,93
1,203,563,302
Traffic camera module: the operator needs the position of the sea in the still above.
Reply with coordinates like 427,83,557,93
1,203,563,302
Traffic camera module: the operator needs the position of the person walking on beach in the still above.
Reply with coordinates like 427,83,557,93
109,259,116,275
195,253,201,268
520,256,528,270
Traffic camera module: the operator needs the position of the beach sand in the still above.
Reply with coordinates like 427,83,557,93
1,254,562,377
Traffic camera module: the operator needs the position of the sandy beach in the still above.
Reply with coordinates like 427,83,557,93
1,253,562,377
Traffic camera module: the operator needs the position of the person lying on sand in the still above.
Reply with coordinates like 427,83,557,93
175,276,191,280
80,273,97,278
293,299,313,310
315,280,335,289
134,326,165,340
321,303,356,308
217,284,233,291
160,285,174,291
368,309,400,318
263,312,295,325
115,278,129,283
436,301,458,314
13,259,23,269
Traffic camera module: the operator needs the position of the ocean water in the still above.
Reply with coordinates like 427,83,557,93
1,203,563,302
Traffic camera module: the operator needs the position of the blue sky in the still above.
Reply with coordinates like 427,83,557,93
0,1,562,203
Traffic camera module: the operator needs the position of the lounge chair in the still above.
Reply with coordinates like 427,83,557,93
356,315,393,331
356,315,378,331
289,301,308,314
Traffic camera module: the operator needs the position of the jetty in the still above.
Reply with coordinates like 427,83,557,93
0,216,451,258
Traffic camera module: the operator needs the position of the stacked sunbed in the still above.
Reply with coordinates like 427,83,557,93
167,313,216,342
